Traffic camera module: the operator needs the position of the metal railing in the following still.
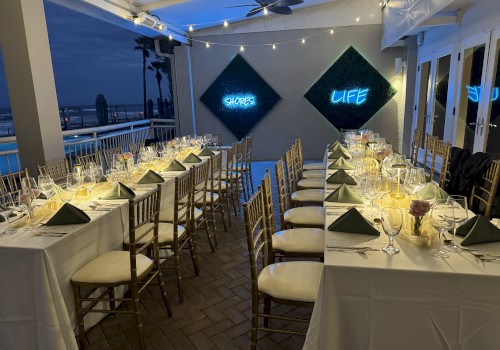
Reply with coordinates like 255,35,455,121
0,118,177,175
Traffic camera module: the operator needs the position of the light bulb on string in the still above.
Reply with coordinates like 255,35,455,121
330,29,334,34
205,42,210,48
158,24,164,31
189,25,194,32
356,17,360,22
224,20,229,27
169,34,173,40
240,45,245,52
301,38,306,44
263,7,268,15
272,44,276,50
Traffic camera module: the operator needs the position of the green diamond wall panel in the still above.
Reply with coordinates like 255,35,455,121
304,46,397,130
200,54,281,139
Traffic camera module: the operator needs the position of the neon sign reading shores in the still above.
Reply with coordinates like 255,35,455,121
223,95,256,109
330,88,369,105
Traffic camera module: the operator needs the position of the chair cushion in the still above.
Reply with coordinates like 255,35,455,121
207,181,227,191
302,170,326,179
298,178,324,189
291,189,324,203
284,206,325,226
303,162,325,170
160,206,203,222
272,228,325,254
124,222,186,245
221,171,241,180
71,251,152,284
195,191,219,204
258,261,323,302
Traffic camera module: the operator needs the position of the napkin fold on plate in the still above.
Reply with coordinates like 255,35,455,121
198,148,215,157
137,170,165,184
328,208,379,236
416,181,448,200
46,203,91,226
164,159,187,171
457,215,500,246
326,169,357,185
325,183,364,204
328,156,355,170
328,140,341,151
328,146,351,160
183,153,202,163
101,182,135,200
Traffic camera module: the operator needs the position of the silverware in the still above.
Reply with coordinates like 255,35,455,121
326,246,379,254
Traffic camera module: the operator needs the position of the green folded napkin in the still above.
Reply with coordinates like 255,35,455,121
164,159,186,171
325,184,364,204
46,203,90,226
137,170,165,184
457,215,500,246
101,182,135,200
328,208,379,235
328,147,351,159
326,169,357,185
198,148,215,156
328,156,355,170
0,204,16,221
328,140,341,151
183,153,202,163
416,182,448,200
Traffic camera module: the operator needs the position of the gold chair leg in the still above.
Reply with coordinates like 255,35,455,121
219,201,228,232
131,286,146,350
73,285,89,349
108,287,115,311
263,297,271,328
188,234,200,276
173,245,184,303
156,271,173,316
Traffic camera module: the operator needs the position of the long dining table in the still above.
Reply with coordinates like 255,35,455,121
0,154,215,350
303,145,500,350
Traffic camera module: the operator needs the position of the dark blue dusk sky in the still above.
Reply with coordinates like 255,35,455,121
0,1,166,108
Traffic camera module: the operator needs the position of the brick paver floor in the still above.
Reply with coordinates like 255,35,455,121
84,162,315,349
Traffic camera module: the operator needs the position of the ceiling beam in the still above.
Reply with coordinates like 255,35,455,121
139,0,187,12
418,13,458,28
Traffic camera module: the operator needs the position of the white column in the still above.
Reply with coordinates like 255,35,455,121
0,0,65,175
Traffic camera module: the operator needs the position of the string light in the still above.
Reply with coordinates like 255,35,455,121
169,34,173,40
224,20,229,27
206,42,210,48
301,38,306,44
189,25,194,32
240,45,245,52
272,44,276,50
330,29,334,34
263,7,269,15
356,17,360,22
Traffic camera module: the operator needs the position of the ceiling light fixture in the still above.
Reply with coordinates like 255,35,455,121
133,12,166,32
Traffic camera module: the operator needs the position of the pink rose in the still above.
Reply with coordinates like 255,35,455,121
409,200,431,217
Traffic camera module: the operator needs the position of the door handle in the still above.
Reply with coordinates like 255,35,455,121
433,115,439,119
490,123,498,128
469,122,477,126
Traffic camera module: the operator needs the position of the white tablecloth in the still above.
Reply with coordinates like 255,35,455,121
304,150,500,350
0,165,195,349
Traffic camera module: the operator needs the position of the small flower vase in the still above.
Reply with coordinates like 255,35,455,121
412,216,424,236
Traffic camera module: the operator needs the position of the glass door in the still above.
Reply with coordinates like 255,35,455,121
481,28,500,158
455,33,491,152
414,58,433,141
432,54,452,139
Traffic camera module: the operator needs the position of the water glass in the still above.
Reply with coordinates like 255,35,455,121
0,191,17,235
444,195,468,253
381,207,403,255
38,175,55,199
21,177,41,199
429,200,454,258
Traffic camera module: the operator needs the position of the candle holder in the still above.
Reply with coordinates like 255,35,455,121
390,163,407,199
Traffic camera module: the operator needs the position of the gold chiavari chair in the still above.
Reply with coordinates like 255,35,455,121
275,158,325,229
410,129,422,166
261,169,324,259
469,160,500,218
233,140,248,203
295,137,325,179
192,161,216,252
284,147,324,206
128,141,145,156
75,151,103,169
158,169,200,303
71,185,172,349
243,188,322,350
221,143,243,214
37,158,70,185
423,134,437,174
206,152,229,235
0,168,29,193
218,145,237,224
299,136,325,171
291,143,324,190
243,135,255,195
102,146,123,169
429,139,452,188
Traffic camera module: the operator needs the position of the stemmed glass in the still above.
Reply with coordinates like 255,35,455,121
364,176,379,219
38,175,55,200
403,167,426,195
82,170,97,199
444,195,468,253
21,177,41,199
429,200,454,258
0,191,17,235
17,189,40,235
381,207,403,255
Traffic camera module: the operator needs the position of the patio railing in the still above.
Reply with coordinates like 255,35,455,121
0,118,177,175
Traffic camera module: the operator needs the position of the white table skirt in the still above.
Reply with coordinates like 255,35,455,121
304,149,500,350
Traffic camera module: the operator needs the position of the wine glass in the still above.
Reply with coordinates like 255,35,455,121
21,177,41,199
17,189,40,235
444,195,468,253
82,170,97,199
0,191,17,235
429,200,454,258
376,176,392,212
381,207,403,255
403,167,426,194
38,175,55,200
364,176,379,219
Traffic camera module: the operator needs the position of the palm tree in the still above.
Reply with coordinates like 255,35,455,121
148,61,164,117
134,36,154,118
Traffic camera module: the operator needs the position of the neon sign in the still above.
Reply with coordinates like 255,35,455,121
330,88,369,105
223,95,256,109
466,86,499,102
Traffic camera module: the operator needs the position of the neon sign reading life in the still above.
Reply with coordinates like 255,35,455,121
330,88,370,105
466,86,499,102
223,95,256,109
